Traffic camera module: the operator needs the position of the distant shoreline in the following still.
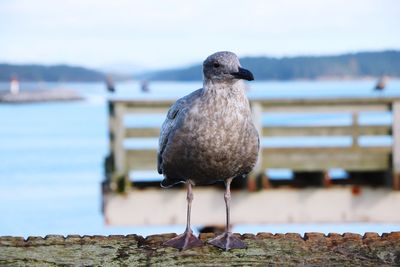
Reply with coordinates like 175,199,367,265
0,88,83,104
1,50,399,82
1,76,399,83
141,50,400,81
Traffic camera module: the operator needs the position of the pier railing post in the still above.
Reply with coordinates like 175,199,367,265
249,101,263,191
105,101,115,183
108,101,126,190
392,101,400,190
351,112,359,148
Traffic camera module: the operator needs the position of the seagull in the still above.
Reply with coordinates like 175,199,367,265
374,76,387,92
157,51,259,251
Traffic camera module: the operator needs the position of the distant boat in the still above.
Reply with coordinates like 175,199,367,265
374,76,388,91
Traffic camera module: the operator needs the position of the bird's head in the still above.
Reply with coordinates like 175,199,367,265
203,51,254,83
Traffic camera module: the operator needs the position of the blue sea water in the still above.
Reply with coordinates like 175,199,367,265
0,80,400,237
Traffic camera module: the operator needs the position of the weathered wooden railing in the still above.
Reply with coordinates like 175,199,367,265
1,232,400,266
105,97,400,190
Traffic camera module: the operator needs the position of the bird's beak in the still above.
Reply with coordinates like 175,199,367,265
231,67,254,81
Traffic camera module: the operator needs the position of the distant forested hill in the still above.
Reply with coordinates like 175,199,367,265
144,50,400,81
0,64,105,82
2,50,399,82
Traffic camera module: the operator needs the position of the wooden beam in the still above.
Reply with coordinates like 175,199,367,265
125,107,169,114
263,125,390,136
352,112,359,148
393,102,400,190
104,188,400,225
262,146,391,154
126,149,158,170
111,96,400,106
262,104,389,113
2,233,400,266
250,102,263,180
262,150,389,171
112,103,126,177
124,125,391,138
125,127,160,138
250,96,400,106
124,147,391,172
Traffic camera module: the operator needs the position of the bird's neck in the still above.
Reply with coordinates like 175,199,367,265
203,79,247,98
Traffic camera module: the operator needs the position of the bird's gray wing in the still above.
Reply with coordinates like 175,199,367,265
157,88,203,174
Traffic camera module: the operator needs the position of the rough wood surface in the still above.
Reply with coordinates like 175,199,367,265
1,232,399,266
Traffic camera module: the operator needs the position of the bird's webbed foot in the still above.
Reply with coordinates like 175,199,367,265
163,229,203,250
208,232,246,251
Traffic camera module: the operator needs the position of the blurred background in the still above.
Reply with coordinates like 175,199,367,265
1,0,400,238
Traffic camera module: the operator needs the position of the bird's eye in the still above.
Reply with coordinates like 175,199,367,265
213,63,220,68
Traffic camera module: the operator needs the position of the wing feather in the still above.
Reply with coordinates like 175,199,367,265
157,88,203,174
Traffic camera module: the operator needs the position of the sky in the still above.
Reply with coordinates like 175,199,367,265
0,0,399,71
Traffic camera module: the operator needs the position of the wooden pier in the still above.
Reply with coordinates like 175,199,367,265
105,96,400,189
103,96,400,225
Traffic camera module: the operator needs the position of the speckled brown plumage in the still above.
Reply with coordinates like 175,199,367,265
158,51,259,187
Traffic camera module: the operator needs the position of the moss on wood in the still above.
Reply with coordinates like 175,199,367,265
0,232,399,266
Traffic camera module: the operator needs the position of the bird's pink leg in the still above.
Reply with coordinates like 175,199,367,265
163,182,203,250
208,177,246,251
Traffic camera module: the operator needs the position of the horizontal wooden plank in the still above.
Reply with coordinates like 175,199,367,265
124,107,170,114
110,98,400,116
119,106,392,115
110,99,174,107
124,125,391,138
252,97,400,105
126,149,157,170
124,147,391,172
262,150,390,171
125,128,160,138
261,104,389,113
263,125,390,136
111,97,400,106
263,146,391,154
125,146,391,157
